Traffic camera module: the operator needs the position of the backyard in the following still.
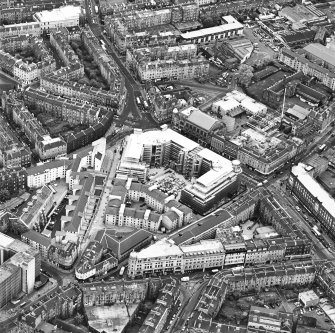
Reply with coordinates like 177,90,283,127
70,40,109,91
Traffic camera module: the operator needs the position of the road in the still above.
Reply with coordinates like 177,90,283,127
172,279,208,332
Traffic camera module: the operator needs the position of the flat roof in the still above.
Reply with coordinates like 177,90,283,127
181,16,243,39
134,238,183,259
34,5,82,23
0,232,14,248
123,128,199,162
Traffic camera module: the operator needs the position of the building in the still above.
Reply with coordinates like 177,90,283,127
21,230,51,260
24,87,107,126
119,126,241,214
0,167,26,195
105,178,192,233
299,290,320,308
105,16,178,55
279,48,335,91
279,4,327,25
61,174,102,235
32,5,82,32
180,16,243,44
288,163,335,239
11,104,67,161
27,159,72,188
139,278,180,333
48,232,79,270
180,154,242,214
233,128,297,175
126,44,209,82
18,284,82,331
187,260,316,332
0,22,42,39
94,228,153,261
16,185,54,231
247,306,293,333
75,241,118,280
0,232,40,307
303,43,335,72
82,280,148,307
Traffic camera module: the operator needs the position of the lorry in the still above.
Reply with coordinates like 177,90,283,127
181,276,189,282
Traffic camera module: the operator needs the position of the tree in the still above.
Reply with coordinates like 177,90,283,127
236,64,254,87
0,189,11,202
74,313,84,325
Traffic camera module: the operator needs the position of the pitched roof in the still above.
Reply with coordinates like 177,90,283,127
21,230,51,248
187,110,218,131
94,228,152,258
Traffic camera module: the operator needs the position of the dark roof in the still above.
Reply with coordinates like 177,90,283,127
169,209,232,245
94,228,152,258
21,230,51,248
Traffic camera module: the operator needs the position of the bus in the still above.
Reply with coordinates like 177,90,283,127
94,5,99,14
119,266,125,276
143,101,149,110
181,276,189,282
312,226,321,238
211,269,219,274
136,97,141,106
20,302,27,308
318,144,326,153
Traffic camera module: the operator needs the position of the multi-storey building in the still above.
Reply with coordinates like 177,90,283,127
26,159,72,188
24,87,106,126
0,22,42,38
16,185,54,230
48,233,79,270
61,174,101,235
126,44,209,82
0,232,40,308
0,34,30,53
82,280,148,306
118,126,241,214
50,28,80,66
106,178,192,232
18,284,82,331
279,48,335,91
139,279,180,333
0,146,31,169
32,5,82,32
105,17,178,54
75,241,118,280
288,163,335,239
81,26,122,89
11,105,67,161
21,230,51,260
0,167,26,195
180,16,244,44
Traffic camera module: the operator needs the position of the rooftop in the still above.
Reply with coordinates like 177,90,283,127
34,5,82,23
304,43,335,68
181,16,243,39
292,163,335,218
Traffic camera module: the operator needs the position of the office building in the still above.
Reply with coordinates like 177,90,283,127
0,232,40,307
